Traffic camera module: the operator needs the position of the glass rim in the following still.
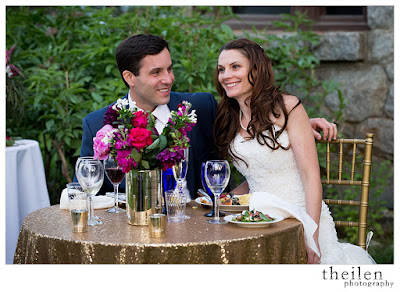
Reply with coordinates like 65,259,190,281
164,189,176,195
66,182,81,187
77,156,100,161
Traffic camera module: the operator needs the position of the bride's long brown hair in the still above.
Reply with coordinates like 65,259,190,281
214,39,289,164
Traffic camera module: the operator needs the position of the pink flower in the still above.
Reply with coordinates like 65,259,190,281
131,111,148,128
6,45,23,78
93,124,114,160
128,127,153,150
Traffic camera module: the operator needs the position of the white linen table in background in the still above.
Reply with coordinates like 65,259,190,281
5,139,50,264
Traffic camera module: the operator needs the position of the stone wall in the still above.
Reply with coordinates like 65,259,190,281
313,6,393,156
311,6,394,207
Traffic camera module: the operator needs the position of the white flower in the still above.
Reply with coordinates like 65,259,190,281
129,101,138,112
188,109,197,123
102,128,117,144
6,65,13,78
112,98,129,110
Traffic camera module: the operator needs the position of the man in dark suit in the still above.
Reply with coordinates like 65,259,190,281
78,34,337,198
79,34,218,198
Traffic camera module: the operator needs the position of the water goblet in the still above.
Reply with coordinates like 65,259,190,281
204,160,230,224
201,162,223,217
76,157,100,220
104,156,125,213
76,157,104,226
172,148,190,219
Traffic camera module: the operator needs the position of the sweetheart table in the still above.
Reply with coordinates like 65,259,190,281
6,139,50,264
14,202,307,264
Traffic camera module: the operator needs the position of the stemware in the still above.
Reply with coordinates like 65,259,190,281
201,162,223,217
204,160,230,224
104,156,125,213
172,148,189,219
76,157,104,226
76,157,99,220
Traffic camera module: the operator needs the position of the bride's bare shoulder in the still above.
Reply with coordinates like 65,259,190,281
271,94,300,125
282,94,301,113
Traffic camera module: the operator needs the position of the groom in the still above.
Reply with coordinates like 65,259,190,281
78,34,337,197
79,34,218,197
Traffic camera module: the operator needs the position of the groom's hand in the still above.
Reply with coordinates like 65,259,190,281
309,118,337,141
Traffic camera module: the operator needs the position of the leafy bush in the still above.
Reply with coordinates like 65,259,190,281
6,6,235,204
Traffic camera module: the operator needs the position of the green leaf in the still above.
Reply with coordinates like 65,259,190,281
158,135,168,151
141,160,150,169
147,137,160,150
130,148,141,162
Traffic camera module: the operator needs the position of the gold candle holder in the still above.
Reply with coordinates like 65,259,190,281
149,214,166,238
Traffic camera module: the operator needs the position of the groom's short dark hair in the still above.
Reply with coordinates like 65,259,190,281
116,34,170,87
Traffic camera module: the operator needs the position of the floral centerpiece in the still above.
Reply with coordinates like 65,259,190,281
93,98,197,173
93,98,197,225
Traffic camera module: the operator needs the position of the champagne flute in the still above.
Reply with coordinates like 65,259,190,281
204,160,230,224
172,148,189,219
104,156,125,213
76,157,104,226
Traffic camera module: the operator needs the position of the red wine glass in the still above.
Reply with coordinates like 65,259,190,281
104,156,125,213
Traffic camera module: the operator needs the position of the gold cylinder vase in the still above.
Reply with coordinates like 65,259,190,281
126,169,163,225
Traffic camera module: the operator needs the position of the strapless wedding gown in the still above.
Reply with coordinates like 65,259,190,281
231,128,375,264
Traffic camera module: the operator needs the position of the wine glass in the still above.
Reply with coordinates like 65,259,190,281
204,160,230,224
172,148,189,219
76,157,104,226
76,157,100,220
104,156,125,213
201,162,222,218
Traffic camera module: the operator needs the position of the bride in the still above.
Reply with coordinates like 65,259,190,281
213,38,375,264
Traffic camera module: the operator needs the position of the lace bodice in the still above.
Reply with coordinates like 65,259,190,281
231,128,306,210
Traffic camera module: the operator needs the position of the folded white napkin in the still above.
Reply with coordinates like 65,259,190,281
59,188,114,210
249,191,321,257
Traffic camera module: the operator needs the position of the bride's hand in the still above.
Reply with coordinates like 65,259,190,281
306,234,321,264
306,244,321,264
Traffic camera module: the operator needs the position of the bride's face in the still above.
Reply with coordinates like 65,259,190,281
217,49,253,102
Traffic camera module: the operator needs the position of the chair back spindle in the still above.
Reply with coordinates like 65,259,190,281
316,133,374,249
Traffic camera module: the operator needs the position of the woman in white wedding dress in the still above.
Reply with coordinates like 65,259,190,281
213,38,375,264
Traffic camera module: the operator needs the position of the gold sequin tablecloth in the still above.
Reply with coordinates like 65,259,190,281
14,203,307,264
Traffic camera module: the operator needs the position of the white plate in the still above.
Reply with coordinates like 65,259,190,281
195,197,249,212
106,192,126,204
224,214,284,228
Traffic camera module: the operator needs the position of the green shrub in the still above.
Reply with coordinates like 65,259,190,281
6,6,236,204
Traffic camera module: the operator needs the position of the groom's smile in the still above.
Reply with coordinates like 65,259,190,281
125,48,175,112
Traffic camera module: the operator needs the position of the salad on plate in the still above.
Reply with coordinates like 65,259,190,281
233,209,275,222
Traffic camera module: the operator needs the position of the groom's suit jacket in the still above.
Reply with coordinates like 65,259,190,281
78,91,218,198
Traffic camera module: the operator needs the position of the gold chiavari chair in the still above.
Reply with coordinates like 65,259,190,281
316,133,374,250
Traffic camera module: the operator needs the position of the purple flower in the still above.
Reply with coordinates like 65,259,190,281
156,147,185,171
115,149,138,173
103,106,120,127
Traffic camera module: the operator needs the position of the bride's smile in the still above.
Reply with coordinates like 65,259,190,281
217,49,253,102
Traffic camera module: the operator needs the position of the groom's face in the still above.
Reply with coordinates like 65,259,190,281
127,48,175,112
